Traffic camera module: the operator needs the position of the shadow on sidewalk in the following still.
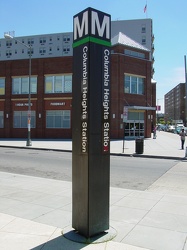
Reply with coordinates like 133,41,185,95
31,235,85,250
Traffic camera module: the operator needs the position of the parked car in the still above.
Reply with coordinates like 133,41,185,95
167,125,175,133
175,125,184,134
157,124,166,131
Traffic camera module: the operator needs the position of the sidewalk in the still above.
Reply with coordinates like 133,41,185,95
0,131,186,159
0,132,187,250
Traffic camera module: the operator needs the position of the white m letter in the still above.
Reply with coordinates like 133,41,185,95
91,11,110,39
74,11,88,40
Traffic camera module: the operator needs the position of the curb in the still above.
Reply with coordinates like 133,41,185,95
0,145,72,153
0,145,186,161
110,152,185,161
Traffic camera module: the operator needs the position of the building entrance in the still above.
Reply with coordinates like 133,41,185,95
123,110,145,139
124,121,144,139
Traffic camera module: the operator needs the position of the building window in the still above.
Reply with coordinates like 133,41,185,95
137,77,144,94
6,41,12,47
6,50,12,57
28,48,34,55
124,75,145,95
46,110,71,128
63,35,70,42
128,112,144,120
40,37,46,44
0,78,5,95
12,77,37,94
124,49,145,59
142,36,146,45
45,74,72,93
63,45,70,53
0,111,4,128
39,47,46,54
131,77,137,94
64,75,72,92
142,24,146,33
28,38,34,45
13,111,36,128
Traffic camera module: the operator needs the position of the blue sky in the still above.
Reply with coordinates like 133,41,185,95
1,0,187,112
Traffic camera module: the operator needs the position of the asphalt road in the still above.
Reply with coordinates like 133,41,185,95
0,148,179,190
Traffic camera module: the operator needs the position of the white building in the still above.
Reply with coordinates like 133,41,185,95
0,32,73,60
0,19,154,66
111,19,153,51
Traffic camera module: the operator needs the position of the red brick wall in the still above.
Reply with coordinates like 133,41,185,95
0,57,73,138
0,44,154,139
110,45,153,138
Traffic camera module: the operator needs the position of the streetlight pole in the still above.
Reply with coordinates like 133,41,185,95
4,33,32,146
27,46,32,146
184,55,187,126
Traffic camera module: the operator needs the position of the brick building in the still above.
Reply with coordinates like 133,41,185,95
111,32,155,138
165,83,186,125
0,32,155,139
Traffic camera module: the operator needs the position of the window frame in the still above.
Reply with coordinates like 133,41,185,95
141,24,146,33
45,74,72,94
46,110,71,129
12,76,37,95
13,111,36,128
0,111,4,128
124,74,145,95
0,78,5,95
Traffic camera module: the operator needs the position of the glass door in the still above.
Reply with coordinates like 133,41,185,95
124,121,144,139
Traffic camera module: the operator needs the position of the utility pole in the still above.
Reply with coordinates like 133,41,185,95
4,33,32,146
185,56,187,126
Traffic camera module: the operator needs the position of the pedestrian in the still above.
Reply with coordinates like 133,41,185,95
153,126,156,139
179,128,186,149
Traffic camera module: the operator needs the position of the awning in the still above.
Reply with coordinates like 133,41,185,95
125,106,156,111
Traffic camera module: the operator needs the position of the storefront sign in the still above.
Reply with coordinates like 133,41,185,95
123,107,128,122
50,102,66,106
15,103,33,107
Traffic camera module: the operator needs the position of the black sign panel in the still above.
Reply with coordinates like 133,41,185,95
72,7,111,237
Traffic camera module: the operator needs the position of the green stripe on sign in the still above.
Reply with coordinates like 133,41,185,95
73,36,111,48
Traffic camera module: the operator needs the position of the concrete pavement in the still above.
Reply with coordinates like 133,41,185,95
0,131,186,159
0,131,187,250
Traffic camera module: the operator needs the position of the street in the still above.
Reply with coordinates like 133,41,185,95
0,148,178,190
